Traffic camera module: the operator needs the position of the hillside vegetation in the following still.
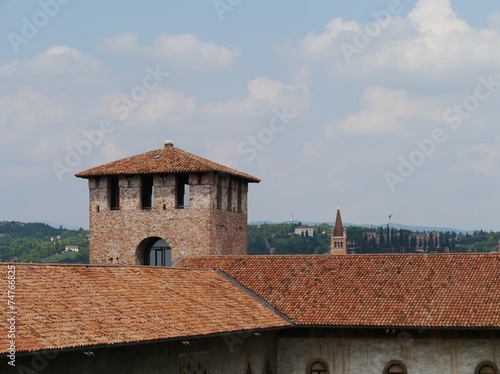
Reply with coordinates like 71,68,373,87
1,221,499,264
249,223,500,255
0,221,89,263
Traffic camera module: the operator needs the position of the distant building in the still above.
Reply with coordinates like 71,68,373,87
64,246,79,252
294,225,314,237
330,207,347,255
411,232,440,252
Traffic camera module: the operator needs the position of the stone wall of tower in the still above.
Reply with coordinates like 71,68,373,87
330,228,347,255
209,175,249,256
87,172,249,265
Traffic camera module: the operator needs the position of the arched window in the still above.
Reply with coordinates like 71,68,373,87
137,237,172,266
475,362,499,374
311,362,327,374
479,367,496,374
145,239,171,266
383,361,407,374
387,364,404,373
306,359,329,374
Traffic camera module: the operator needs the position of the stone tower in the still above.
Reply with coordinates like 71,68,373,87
330,207,347,255
76,141,260,266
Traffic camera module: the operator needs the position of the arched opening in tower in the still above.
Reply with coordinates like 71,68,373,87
136,237,172,266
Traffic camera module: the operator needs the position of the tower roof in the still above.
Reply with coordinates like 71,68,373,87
75,143,260,182
333,207,344,237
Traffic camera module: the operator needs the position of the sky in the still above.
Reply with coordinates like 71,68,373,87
1,0,500,231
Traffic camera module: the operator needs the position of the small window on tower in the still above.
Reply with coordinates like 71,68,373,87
176,174,190,209
216,175,223,210
108,176,120,210
237,179,243,213
227,177,232,211
141,175,154,210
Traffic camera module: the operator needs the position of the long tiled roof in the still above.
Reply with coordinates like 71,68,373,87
0,265,287,354
177,253,500,328
75,145,260,182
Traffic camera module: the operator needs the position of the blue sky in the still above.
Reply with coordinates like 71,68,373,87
1,0,500,231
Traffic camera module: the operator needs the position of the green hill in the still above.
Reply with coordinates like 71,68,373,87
0,221,89,263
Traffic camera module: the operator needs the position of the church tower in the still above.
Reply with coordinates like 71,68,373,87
76,141,260,266
330,206,347,255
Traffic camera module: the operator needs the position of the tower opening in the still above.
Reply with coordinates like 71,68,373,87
137,237,172,266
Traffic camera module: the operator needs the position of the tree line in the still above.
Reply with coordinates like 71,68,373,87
249,223,500,255
0,221,89,263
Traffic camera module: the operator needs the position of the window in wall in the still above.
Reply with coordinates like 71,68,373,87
237,179,243,213
310,361,327,374
144,239,172,267
141,175,154,210
383,361,407,374
109,176,120,210
387,364,404,373
477,363,498,374
227,177,233,211
216,175,223,210
176,174,190,209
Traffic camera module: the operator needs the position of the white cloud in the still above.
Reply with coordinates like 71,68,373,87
0,89,68,143
0,46,104,92
134,89,196,124
489,10,500,31
98,88,196,124
324,87,442,136
204,74,309,119
408,0,470,36
101,32,239,71
295,17,360,61
284,0,500,80
457,143,500,175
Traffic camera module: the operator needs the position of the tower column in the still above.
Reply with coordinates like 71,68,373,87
330,206,347,255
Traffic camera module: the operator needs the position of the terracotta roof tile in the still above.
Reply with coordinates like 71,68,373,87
0,265,287,354
177,253,500,328
75,146,260,182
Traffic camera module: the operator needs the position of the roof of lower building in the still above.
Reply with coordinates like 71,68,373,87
6,252,500,355
75,144,260,182
0,264,287,354
177,253,500,328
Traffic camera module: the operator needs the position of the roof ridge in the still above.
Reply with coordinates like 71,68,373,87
216,269,295,326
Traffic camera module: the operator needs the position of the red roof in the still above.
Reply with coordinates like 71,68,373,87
177,253,500,328
0,265,287,354
75,145,260,182
333,207,344,237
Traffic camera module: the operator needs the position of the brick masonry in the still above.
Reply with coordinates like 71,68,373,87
87,171,249,265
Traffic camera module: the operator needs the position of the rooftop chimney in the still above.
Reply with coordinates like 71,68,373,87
164,140,174,149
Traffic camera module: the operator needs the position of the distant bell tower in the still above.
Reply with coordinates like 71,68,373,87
76,141,260,266
330,206,347,255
